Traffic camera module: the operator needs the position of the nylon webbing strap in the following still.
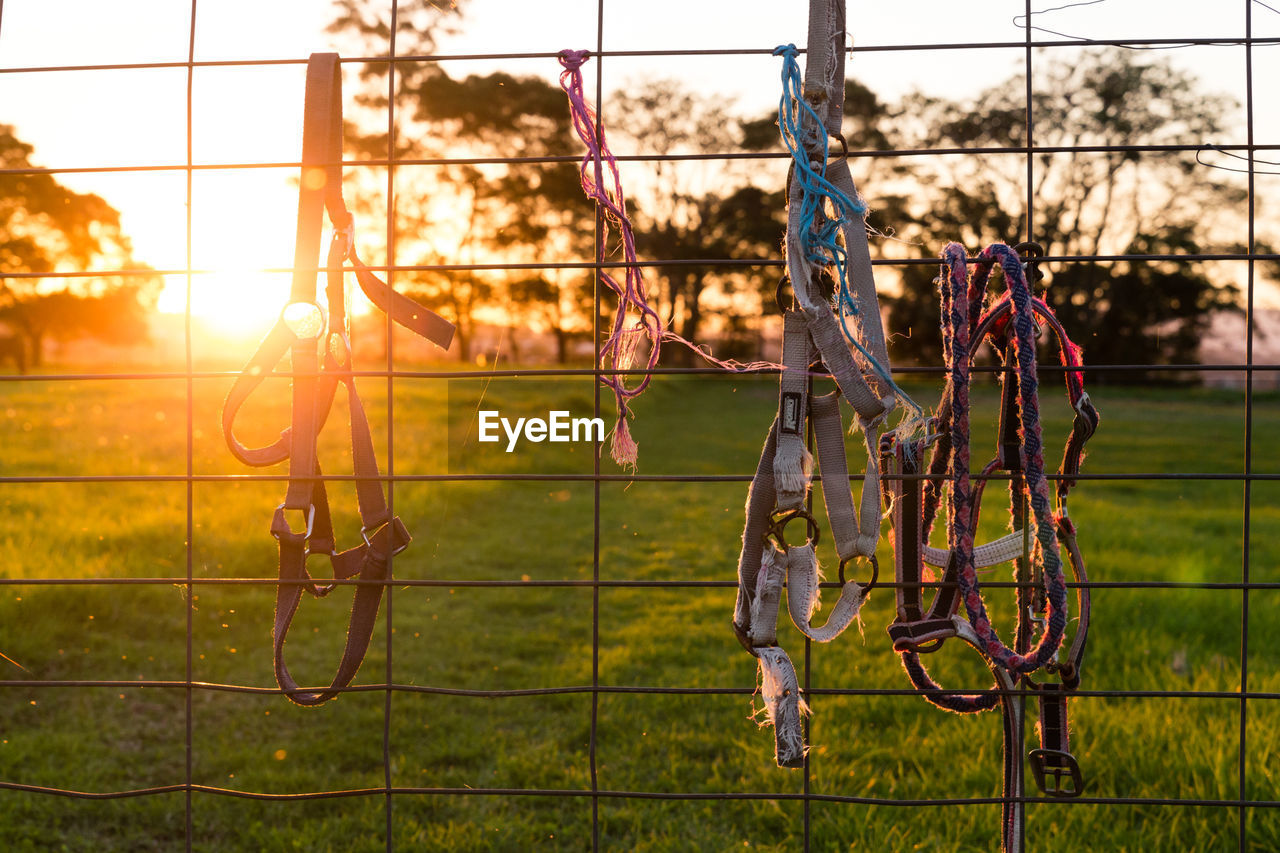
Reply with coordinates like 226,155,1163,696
352,254,455,349
737,0,913,770
292,54,349,305
734,420,778,652
775,311,812,510
827,158,892,401
729,416,805,766
811,392,856,558
812,392,877,560
884,440,959,651
222,52,454,707
802,0,845,137
923,528,1028,569
804,300,886,419
285,53,349,513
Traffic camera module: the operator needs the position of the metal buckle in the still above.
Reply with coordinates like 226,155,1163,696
362,519,408,557
1027,607,1058,664
766,508,820,550
1073,390,1093,419
328,331,352,368
281,301,326,341
273,503,315,540
775,276,793,313
332,222,355,261
1028,748,1085,797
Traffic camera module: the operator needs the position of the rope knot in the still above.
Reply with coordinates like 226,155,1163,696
772,43,799,59
557,49,590,71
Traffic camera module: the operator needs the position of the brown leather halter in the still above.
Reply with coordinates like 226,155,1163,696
222,53,454,706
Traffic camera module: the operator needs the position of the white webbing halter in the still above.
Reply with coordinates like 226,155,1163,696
733,0,908,768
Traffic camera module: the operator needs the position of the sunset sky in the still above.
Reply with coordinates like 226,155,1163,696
1,0,1278,334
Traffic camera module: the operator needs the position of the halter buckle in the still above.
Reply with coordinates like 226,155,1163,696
1028,748,1085,797
1027,606,1058,663
328,331,352,368
272,503,315,540
281,301,326,341
333,222,355,261
362,518,409,558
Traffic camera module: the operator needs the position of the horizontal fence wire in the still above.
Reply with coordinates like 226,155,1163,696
0,1,1274,851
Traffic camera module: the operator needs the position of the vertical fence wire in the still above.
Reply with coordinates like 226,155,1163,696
183,2,199,850
1019,3,1035,847
0,2,1277,851
383,2,400,848
1239,3,1256,850
591,4,607,848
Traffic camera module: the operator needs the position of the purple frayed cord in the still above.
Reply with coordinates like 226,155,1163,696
558,49,662,468
557,50,783,469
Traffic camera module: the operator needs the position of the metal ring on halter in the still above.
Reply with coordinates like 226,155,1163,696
838,553,878,597
803,133,847,167
1013,240,1046,286
829,133,849,162
281,301,326,341
332,222,355,261
767,508,821,550
814,267,836,303
272,503,315,540
775,275,794,313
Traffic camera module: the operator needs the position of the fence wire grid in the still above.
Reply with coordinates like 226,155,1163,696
0,1,1278,851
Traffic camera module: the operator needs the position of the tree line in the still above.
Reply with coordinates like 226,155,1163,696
0,0,1255,374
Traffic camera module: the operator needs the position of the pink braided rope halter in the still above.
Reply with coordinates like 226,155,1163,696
902,242,1079,712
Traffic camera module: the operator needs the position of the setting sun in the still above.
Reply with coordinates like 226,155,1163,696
153,166,343,337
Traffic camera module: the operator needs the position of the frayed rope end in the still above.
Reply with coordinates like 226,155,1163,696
610,415,638,470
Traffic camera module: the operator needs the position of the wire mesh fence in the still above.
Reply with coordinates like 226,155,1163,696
0,1,1278,850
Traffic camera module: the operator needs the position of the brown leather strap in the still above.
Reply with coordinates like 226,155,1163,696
221,52,454,707
284,53,351,514
1029,682,1085,798
271,508,408,707
884,438,963,651
1023,517,1091,797
351,252,455,350
996,342,1023,474
293,53,351,307
1054,517,1091,689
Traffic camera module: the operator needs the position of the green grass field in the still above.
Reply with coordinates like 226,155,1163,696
0,367,1277,851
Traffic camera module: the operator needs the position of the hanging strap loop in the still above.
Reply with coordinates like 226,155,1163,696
739,0,919,768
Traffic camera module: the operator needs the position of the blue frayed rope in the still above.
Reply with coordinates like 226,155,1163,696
774,44,922,425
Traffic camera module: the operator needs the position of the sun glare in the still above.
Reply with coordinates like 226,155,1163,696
154,171,359,340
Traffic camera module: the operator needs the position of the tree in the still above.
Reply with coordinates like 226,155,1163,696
611,80,787,363
326,0,468,90
330,0,601,362
0,125,158,366
875,49,1246,371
